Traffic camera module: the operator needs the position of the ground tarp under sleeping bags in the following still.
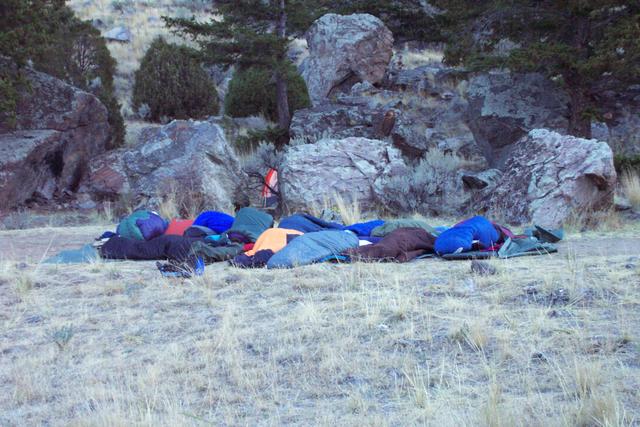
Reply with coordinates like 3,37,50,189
371,219,437,237
278,213,344,233
267,230,359,269
226,207,274,243
116,210,168,241
100,235,201,262
345,227,436,263
43,244,100,264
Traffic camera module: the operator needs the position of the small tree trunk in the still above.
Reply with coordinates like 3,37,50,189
275,0,290,132
568,88,591,138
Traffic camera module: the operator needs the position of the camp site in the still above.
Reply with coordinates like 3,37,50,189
1,1,640,425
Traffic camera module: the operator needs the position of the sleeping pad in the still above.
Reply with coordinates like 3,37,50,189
371,219,437,237
267,230,359,269
226,207,274,243
345,227,436,262
278,213,343,233
434,216,499,255
100,235,202,261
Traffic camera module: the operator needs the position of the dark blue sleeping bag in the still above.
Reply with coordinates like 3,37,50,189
278,214,343,233
193,211,234,234
342,220,384,237
434,216,499,255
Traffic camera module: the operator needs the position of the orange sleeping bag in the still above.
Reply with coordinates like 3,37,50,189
245,228,303,256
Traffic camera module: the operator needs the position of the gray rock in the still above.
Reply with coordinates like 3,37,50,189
470,260,497,276
104,26,131,43
302,14,394,105
86,120,243,212
0,58,110,210
280,137,406,212
466,71,570,168
482,129,617,228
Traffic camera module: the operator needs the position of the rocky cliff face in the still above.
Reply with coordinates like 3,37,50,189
0,58,110,210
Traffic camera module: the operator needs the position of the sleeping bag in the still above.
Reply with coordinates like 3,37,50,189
230,228,303,268
434,216,499,255
345,227,436,262
116,210,168,241
164,219,194,236
267,230,359,269
278,213,343,233
100,235,201,262
226,207,274,243
193,211,234,234
371,219,437,237
342,220,384,237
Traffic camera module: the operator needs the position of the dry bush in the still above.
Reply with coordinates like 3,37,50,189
620,170,640,211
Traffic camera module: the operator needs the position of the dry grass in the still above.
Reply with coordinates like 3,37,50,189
621,170,640,211
0,222,639,425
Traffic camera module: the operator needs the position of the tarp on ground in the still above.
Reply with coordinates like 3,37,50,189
345,227,436,263
43,244,100,264
226,207,274,243
267,230,359,269
497,237,558,258
371,219,437,237
278,213,343,233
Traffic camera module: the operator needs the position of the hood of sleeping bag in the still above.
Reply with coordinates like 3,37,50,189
267,230,359,269
193,211,234,234
116,210,168,241
278,213,344,233
226,207,274,243
434,216,499,255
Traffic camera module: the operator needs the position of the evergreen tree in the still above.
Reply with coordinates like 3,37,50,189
166,0,320,136
439,0,640,137
0,0,124,147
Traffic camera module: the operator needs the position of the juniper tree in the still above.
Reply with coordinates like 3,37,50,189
165,0,322,135
439,0,640,138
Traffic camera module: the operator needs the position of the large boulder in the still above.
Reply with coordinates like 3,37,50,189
0,58,110,210
280,137,406,212
302,13,394,105
291,68,487,167
483,129,617,228
86,120,243,212
466,71,570,167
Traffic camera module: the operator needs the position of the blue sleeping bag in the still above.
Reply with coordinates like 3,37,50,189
117,210,168,241
267,230,359,269
342,220,385,237
278,214,344,233
434,216,499,255
193,211,234,234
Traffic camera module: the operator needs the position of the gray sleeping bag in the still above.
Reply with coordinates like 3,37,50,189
267,230,359,269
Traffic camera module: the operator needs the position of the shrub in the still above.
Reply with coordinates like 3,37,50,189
0,1,125,148
224,64,310,122
614,154,640,175
133,37,219,122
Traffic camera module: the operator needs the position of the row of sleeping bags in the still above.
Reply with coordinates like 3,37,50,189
98,208,547,269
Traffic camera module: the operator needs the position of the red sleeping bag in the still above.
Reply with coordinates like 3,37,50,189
164,219,194,236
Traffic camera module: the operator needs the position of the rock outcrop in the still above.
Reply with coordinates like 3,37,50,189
280,137,406,212
483,129,617,228
466,71,570,167
301,13,394,105
86,120,243,212
0,58,110,210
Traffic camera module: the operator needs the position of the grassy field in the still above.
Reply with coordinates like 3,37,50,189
0,220,639,426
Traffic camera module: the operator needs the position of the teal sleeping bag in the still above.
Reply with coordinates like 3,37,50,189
226,207,274,243
267,230,359,269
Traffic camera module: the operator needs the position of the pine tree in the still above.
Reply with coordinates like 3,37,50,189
439,0,640,137
166,0,321,136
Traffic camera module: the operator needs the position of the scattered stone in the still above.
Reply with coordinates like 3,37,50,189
470,260,497,276
548,288,570,306
104,26,131,43
224,274,242,284
531,352,549,363
24,314,44,324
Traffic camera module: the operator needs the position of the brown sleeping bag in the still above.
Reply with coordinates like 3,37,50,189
345,227,436,263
